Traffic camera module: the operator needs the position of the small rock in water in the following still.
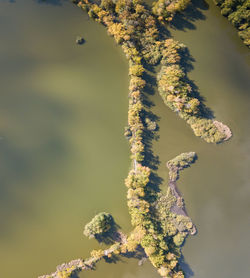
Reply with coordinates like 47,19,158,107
76,36,85,45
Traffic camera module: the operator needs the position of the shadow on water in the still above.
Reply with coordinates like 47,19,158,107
178,44,215,119
140,67,163,202
36,0,66,6
71,274,81,278
179,47,195,73
179,255,194,278
94,221,121,245
170,0,209,31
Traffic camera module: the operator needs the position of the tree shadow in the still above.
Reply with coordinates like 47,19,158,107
103,254,121,264
141,67,157,108
103,245,146,266
94,222,121,245
179,47,195,73
140,87,164,202
121,245,147,260
146,171,163,203
170,0,209,31
70,272,82,278
177,40,215,119
189,80,215,119
141,117,160,166
179,255,195,278
141,110,160,171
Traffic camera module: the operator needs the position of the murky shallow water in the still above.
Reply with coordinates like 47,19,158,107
0,1,249,278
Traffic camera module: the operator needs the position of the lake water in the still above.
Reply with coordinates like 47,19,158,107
0,1,249,278
151,1,250,277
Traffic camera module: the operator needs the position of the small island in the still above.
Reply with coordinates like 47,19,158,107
39,1,234,277
76,36,85,44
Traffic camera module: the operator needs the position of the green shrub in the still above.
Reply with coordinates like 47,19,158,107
84,212,114,238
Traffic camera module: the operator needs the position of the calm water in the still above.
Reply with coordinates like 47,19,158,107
0,1,131,277
0,1,249,278
151,1,250,277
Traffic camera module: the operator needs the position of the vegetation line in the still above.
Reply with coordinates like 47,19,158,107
39,1,232,277
213,0,250,48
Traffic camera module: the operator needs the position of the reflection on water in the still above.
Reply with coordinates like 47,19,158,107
0,1,249,278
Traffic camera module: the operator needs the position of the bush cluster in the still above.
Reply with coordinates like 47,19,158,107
152,0,191,22
83,212,114,239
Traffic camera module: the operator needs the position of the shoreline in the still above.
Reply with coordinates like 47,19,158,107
39,1,232,277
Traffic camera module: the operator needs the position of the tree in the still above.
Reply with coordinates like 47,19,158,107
84,212,114,238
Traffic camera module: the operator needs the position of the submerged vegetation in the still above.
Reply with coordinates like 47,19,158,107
39,1,232,278
213,0,250,47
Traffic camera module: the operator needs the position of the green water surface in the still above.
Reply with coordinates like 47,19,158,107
0,1,249,278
